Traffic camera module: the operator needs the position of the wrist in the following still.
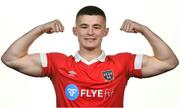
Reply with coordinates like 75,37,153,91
34,25,45,35
140,25,149,35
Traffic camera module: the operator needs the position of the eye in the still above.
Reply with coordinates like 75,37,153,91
93,25,102,29
79,24,88,29
80,26,88,29
94,26,101,29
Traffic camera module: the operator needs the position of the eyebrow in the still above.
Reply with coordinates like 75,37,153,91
93,24,102,27
79,24,88,27
79,23,102,27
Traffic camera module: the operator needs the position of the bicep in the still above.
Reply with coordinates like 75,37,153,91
141,55,171,78
9,53,43,77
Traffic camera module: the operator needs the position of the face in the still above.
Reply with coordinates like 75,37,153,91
73,15,109,50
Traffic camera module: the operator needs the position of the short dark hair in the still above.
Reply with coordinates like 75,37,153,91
76,6,106,21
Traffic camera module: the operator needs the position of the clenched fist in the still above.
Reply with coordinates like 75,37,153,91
39,19,64,34
120,19,146,34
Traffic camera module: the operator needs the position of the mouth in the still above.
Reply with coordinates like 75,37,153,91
84,37,97,41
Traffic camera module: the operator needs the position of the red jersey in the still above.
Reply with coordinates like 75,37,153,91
40,52,142,107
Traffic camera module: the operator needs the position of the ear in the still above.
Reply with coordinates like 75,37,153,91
103,27,109,37
73,27,78,36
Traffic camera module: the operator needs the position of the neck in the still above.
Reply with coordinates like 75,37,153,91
79,47,102,61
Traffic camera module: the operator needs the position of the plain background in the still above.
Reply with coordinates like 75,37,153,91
0,0,179,108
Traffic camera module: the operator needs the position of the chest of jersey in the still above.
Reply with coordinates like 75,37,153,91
50,60,128,106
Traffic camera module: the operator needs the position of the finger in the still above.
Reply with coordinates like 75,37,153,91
128,21,135,33
51,20,57,33
120,20,126,30
130,24,138,33
58,20,64,32
129,21,139,33
124,20,130,32
47,20,57,33
55,20,60,32
55,20,64,32
121,19,130,32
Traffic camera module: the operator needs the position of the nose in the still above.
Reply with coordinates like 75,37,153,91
87,27,94,35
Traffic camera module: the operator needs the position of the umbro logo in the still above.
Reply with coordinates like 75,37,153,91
68,71,77,77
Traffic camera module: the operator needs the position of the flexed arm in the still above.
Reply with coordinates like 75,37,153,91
1,20,64,77
120,19,179,78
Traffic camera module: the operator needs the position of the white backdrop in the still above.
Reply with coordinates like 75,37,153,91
0,0,180,108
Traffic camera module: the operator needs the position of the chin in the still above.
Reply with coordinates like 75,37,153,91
86,47,96,51
84,46,97,51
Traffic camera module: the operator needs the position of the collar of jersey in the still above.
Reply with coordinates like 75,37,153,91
74,50,106,65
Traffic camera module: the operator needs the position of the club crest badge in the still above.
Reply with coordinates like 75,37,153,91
102,70,114,81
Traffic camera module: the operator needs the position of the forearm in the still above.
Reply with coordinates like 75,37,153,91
2,26,43,62
141,26,178,65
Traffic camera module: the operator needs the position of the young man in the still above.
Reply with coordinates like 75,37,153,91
1,6,179,107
